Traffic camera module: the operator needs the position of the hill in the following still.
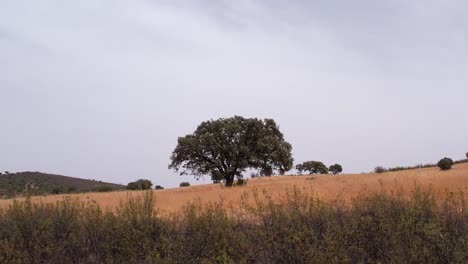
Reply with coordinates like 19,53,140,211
1,163,467,213
0,171,125,198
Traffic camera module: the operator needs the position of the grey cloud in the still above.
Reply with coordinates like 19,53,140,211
1,0,467,187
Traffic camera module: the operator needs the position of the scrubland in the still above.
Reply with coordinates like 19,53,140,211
0,164,466,263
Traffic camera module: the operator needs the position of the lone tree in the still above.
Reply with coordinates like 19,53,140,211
126,179,153,190
296,161,329,175
169,116,293,186
329,164,343,175
437,157,453,171
466,152,468,159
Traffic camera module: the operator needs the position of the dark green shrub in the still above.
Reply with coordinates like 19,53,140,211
52,186,64,194
329,164,343,175
0,187,465,263
67,186,77,193
296,161,328,175
179,182,190,187
154,185,164,190
94,185,113,192
126,179,153,190
374,166,387,173
437,157,453,171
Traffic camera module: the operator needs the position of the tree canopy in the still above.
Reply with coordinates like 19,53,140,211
437,157,453,171
329,164,343,175
169,116,293,186
296,161,329,175
126,179,153,190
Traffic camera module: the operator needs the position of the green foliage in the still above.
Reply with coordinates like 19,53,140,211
0,188,465,263
154,185,164,190
386,163,436,172
437,157,454,171
52,186,64,194
0,171,124,197
169,116,294,186
179,182,190,187
374,166,387,173
296,161,329,175
93,185,113,192
126,179,153,190
328,164,343,175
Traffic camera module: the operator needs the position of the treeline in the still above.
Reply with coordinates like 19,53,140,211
0,188,466,263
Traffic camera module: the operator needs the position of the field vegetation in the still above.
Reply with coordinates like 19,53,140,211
0,185,466,263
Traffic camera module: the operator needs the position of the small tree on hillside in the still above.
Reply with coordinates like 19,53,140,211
466,152,468,159
180,182,190,187
437,157,453,171
154,185,164,190
329,164,343,175
296,161,328,175
126,179,153,190
374,166,387,173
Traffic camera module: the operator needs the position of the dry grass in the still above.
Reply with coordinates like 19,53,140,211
1,163,467,215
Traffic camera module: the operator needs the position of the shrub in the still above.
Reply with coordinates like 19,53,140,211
437,157,453,171
179,182,190,187
67,186,77,193
374,166,387,173
94,185,113,192
296,161,328,175
126,179,153,190
328,164,343,175
52,186,64,194
154,185,164,190
0,188,465,263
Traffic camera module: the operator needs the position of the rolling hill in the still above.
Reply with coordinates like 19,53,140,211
0,171,125,198
1,163,467,214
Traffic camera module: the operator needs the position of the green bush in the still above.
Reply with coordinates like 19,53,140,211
437,157,453,171
0,187,465,263
154,185,164,190
179,182,190,187
329,164,343,175
296,161,329,175
126,179,153,190
374,166,387,173
93,185,113,192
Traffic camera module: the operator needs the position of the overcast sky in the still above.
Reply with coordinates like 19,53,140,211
1,0,467,187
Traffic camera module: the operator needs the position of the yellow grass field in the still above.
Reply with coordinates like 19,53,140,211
1,163,467,215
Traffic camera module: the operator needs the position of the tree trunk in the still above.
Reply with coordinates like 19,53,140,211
225,174,235,187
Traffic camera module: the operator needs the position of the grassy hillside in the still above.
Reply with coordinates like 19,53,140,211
0,171,125,198
2,163,467,214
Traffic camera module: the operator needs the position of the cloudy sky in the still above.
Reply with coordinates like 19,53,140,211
1,0,467,187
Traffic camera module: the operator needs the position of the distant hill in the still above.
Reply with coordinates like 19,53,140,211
0,171,125,198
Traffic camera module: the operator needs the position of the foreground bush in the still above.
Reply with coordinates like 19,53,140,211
0,188,466,263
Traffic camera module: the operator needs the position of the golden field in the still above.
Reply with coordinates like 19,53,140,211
1,163,467,215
